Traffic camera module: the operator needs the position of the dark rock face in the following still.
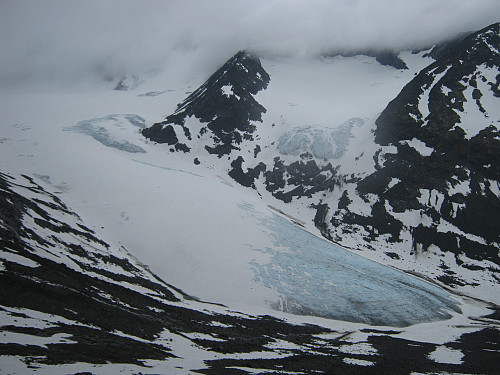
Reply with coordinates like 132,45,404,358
373,50,408,69
422,31,473,61
228,156,266,188
375,22,500,148
229,153,342,203
142,50,270,157
324,49,408,70
263,158,339,203
315,22,500,286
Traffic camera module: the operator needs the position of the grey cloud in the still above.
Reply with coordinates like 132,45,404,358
1,0,499,87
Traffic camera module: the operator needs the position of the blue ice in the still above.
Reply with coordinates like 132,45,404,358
65,114,146,153
277,118,364,159
240,202,460,327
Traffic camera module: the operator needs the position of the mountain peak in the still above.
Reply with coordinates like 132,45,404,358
375,21,500,147
314,20,500,291
142,50,270,157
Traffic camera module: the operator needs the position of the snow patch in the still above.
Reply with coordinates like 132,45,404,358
447,178,471,196
1,251,40,268
342,357,374,366
487,179,500,198
221,85,234,97
1,331,75,349
418,189,444,211
437,219,488,245
419,66,451,123
338,342,378,356
65,114,146,153
386,178,400,191
403,138,434,157
427,346,463,364
454,64,500,139
441,85,452,96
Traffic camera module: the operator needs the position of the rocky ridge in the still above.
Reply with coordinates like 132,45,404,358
317,21,500,289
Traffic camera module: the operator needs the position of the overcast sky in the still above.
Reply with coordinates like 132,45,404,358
1,0,499,87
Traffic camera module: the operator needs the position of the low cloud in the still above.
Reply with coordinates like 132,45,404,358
1,0,499,87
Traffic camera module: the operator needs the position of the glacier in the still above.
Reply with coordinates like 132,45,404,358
241,202,461,327
277,118,365,159
64,114,147,153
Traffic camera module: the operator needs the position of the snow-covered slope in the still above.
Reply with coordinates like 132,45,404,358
0,102,460,327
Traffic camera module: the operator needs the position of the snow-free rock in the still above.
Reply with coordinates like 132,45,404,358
142,50,270,157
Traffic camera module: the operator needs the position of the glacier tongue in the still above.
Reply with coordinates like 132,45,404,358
241,202,460,327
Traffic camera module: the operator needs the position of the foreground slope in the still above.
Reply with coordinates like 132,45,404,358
1,172,499,374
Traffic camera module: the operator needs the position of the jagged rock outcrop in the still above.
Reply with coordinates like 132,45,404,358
324,49,408,69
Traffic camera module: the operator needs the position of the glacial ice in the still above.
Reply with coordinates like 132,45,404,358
277,118,364,159
65,114,146,153
240,202,460,327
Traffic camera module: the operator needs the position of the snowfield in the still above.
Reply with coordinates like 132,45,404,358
0,52,465,320
0,89,461,326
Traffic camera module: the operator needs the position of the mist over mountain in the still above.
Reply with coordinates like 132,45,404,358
1,0,500,88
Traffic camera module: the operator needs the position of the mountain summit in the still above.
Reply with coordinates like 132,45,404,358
142,50,270,157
